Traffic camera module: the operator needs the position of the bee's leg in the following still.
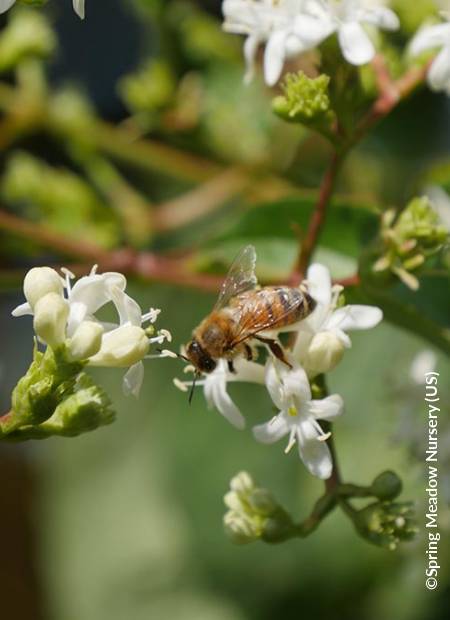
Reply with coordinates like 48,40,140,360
254,336,292,369
227,359,236,374
244,344,253,361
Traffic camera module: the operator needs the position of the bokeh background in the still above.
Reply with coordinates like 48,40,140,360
0,1,449,619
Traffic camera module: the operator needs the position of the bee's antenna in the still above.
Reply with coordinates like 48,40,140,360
188,373,198,406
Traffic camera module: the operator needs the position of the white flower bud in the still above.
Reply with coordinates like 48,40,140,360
24,267,64,309
306,331,345,375
33,292,69,348
224,491,244,512
223,511,259,544
230,471,254,494
68,321,103,361
88,325,149,368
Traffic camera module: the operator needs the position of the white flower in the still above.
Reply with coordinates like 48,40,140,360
297,0,400,65
293,263,383,375
0,1,85,19
410,15,450,94
175,358,265,429
253,358,343,479
12,265,169,397
222,0,311,86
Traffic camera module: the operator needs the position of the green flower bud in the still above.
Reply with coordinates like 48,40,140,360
33,292,69,348
88,325,149,368
372,196,449,290
223,471,295,545
353,501,418,550
23,266,63,309
68,321,103,361
118,60,176,117
371,471,403,501
40,373,115,437
273,72,335,136
0,9,56,73
305,331,345,375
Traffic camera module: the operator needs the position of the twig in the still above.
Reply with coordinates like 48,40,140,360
292,151,343,282
0,208,222,292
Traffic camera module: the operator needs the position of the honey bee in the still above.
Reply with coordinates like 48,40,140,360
185,245,316,376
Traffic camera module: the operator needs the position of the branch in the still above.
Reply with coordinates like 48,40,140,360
0,208,222,292
291,151,343,283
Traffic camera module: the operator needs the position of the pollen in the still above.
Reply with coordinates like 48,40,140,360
288,406,297,417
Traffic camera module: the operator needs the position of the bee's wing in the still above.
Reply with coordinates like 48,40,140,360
214,245,258,310
229,289,305,348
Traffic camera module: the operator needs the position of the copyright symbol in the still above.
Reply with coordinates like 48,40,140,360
426,577,437,590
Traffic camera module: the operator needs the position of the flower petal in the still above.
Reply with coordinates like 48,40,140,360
293,13,335,48
253,414,289,444
338,21,375,65
306,263,332,310
11,301,33,317
296,419,333,479
307,394,344,421
410,23,450,57
108,285,143,326
326,304,383,332
428,45,450,92
123,362,144,397
0,0,16,14
243,34,261,83
357,7,400,31
204,371,246,429
264,29,288,86
73,0,85,19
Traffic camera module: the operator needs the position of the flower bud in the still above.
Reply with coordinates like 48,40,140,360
230,471,255,494
0,9,56,73
33,292,69,348
68,321,103,361
223,511,260,545
306,331,345,375
23,267,63,309
273,72,332,123
353,501,418,550
88,325,149,368
371,471,403,501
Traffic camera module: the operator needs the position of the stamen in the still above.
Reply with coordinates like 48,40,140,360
311,418,331,442
61,267,75,294
284,428,297,454
183,364,196,374
159,328,172,342
142,308,161,324
173,378,188,392
90,264,99,275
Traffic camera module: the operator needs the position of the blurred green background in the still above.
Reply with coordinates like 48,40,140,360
0,1,449,619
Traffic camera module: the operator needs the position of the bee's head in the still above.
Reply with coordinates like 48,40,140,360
186,339,217,374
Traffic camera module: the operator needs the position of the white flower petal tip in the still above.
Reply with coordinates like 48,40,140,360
73,0,85,20
338,21,376,65
123,362,144,398
0,0,16,15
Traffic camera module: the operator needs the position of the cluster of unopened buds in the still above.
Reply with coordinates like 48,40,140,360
373,195,449,290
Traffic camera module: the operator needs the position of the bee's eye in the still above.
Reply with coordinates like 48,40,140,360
205,358,217,372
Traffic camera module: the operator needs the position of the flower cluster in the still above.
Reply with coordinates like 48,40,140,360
0,0,85,20
373,196,449,290
176,263,382,480
222,0,400,86
12,265,171,396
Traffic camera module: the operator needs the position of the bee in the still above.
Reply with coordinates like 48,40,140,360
185,245,316,377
